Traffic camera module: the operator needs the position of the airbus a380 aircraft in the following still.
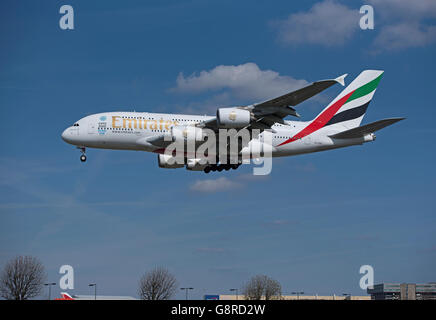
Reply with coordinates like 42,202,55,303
61,70,404,173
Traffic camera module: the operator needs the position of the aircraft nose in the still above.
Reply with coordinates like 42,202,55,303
61,127,74,144
61,128,69,142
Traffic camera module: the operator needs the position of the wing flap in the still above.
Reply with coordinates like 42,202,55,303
253,106,300,118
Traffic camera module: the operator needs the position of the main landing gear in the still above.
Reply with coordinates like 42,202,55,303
78,147,87,162
204,163,240,173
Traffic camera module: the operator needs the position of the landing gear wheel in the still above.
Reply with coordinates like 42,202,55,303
231,164,239,170
224,164,231,171
77,147,87,163
204,167,211,174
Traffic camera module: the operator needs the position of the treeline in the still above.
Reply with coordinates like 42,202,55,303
0,255,282,300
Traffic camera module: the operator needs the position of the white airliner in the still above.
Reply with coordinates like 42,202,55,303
61,70,404,173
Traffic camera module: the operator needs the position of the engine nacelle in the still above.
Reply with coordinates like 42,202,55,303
171,126,204,142
157,154,184,169
217,108,251,128
186,158,208,171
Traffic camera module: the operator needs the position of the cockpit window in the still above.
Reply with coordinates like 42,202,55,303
73,123,79,127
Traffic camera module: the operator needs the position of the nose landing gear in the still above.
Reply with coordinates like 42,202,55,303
77,147,87,162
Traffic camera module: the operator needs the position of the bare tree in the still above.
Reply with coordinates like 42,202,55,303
264,277,282,300
0,256,46,300
243,275,265,300
138,267,178,300
243,275,282,300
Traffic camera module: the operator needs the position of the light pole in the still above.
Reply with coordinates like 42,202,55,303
292,291,304,300
230,288,239,300
44,282,56,300
180,287,194,300
89,283,97,300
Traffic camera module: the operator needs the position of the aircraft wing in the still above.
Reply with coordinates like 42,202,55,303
197,73,347,131
329,118,405,139
197,117,218,130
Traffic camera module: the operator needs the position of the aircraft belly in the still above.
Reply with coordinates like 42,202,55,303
83,131,147,151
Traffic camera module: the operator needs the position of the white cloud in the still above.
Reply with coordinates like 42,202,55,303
368,0,436,20
172,62,307,102
368,0,436,51
189,177,242,193
237,173,270,181
174,91,233,115
272,0,436,51
373,22,436,50
273,0,360,47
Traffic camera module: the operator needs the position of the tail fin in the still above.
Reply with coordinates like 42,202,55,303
55,292,75,300
315,70,384,130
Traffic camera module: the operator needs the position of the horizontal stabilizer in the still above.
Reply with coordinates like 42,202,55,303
329,117,405,139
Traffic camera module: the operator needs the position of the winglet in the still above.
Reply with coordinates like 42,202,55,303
335,73,348,86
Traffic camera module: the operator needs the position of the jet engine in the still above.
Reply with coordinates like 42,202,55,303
217,108,251,128
157,154,184,169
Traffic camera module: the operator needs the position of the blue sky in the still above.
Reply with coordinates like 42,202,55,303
0,0,435,299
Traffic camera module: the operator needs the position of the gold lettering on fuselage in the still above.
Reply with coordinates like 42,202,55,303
150,120,158,130
124,118,137,129
112,116,122,128
111,116,180,131
164,120,172,130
